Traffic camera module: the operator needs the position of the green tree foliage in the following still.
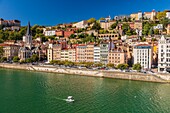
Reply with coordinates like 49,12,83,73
110,23,117,29
143,23,151,35
69,34,76,39
87,18,96,24
132,63,142,71
157,11,166,20
106,63,115,68
141,37,146,42
160,18,170,29
117,64,129,70
122,23,130,32
99,17,105,20
13,56,20,63
149,27,154,36
26,58,32,63
1,57,7,62
92,21,101,30
0,46,4,58
94,63,103,67
31,54,39,62
154,29,159,35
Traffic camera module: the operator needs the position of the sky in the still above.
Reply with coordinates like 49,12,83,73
0,0,170,26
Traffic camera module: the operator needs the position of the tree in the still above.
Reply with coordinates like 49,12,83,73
13,56,20,63
157,11,166,20
92,21,101,30
99,17,105,20
69,34,76,39
149,27,154,36
94,63,103,67
26,58,32,63
1,57,7,62
132,63,142,71
117,64,129,70
31,54,39,62
106,63,115,68
160,18,170,29
154,29,159,35
0,46,4,58
87,18,96,24
110,23,117,29
143,23,151,35
141,37,146,42
122,23,130,32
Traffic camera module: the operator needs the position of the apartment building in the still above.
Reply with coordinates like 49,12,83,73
94,45,100,63
68,48,76,62
158,35,170,72
44,30,56,36
133,44,152,69
108,48,126,66
47,44,61,62
86,43,94,62
61,49,69,61
100,42,109,64
76,44,87,62
0,44,20,60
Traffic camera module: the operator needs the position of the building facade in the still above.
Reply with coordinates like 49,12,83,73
133,44,153,69
108,48,126,66
158,36,170,72
94,46,100,63
100,42,109,64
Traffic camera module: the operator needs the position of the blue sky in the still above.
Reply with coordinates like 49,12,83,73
0,0,170,26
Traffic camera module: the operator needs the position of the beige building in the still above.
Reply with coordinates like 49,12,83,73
86,43,94,62
68,48,76,62
0,44,20,60
130,13,138,20
76,44,87,62
61,49,69,61
167,24,170,35
100,21,115,30
47,44,61,62
108,48,127,66
134,21,142,30
98,33,119,40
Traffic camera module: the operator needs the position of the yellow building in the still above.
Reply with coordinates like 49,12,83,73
130,13,138,20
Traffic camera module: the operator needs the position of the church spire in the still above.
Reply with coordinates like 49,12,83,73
26,21,31,36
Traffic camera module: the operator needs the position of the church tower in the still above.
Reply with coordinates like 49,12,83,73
23,21,32,49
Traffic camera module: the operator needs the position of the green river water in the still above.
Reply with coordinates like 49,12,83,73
0,68,170,113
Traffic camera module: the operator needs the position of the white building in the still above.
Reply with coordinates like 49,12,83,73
158,35,170,72
44,30,56,36
72,20,88,29
166,11,170,19
138,11,143,20
94,46,100,63
133,44,152,69
153,24,163,30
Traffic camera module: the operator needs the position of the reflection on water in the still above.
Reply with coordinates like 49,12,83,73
0,68,170,113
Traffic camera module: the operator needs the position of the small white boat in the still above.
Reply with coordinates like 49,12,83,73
66,96,74,102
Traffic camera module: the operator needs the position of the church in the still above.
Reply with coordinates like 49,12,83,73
18,22,33,61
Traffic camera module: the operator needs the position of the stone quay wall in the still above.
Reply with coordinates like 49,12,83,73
0,63,169,83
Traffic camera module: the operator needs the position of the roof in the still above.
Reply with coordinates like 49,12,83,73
0,43,19,47
26,21,32,36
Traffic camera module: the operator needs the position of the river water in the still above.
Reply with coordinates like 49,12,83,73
0,68,170,113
